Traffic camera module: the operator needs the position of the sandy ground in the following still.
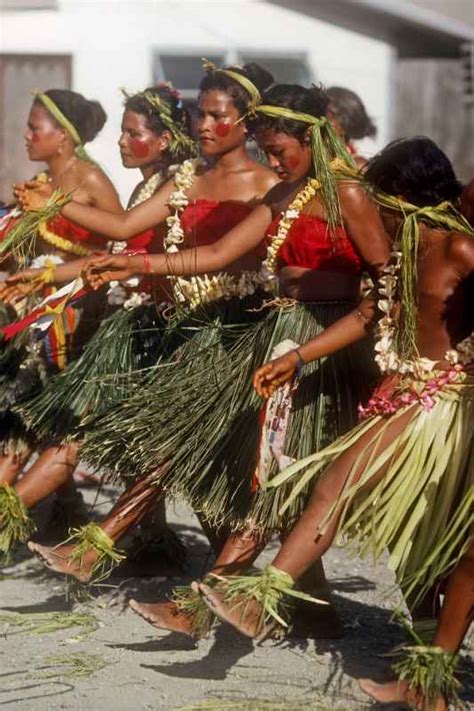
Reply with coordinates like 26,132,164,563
0,484,472,711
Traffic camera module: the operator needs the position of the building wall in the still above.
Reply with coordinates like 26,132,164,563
0,0,393,201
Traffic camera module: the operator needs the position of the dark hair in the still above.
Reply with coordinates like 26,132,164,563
365,137,462,207
35,89,107,144
199,63,274,117
326,86,376,141
250,83,329,141
124,84,194,163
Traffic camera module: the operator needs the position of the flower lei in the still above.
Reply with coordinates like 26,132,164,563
374,249,474,376
164,159,271,307
38,220,91,257
260,178,321,285
364,248,473,417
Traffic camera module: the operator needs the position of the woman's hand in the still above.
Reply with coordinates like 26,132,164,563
253,351,300,398
82,254,134,290
13,180,54,212
0,270,42,304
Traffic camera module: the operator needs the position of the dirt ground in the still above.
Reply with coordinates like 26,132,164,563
0,483,472,711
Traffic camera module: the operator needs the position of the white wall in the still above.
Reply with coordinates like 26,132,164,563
1,0,394,200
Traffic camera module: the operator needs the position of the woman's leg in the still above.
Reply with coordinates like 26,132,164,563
15,443,80,508
197,408,417,636
359,540,474,709
29,468,165,582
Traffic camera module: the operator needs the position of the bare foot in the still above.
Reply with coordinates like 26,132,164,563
27,541,97,583
359,678,447,710
129,599,206,639
196,581,271,639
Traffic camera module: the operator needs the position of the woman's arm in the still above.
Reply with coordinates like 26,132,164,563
254,299,375,397
339,181,390,282
16,177,176,240
85,203,274,288
0,257,92,304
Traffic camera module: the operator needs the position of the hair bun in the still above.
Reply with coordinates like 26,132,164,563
240,63,274,94
41,89,107,144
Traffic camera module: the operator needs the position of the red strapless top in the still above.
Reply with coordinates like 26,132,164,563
46,214,106,249
271,213,362,275
180,199,264,255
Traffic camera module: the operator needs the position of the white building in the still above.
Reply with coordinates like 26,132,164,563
0,0,472,200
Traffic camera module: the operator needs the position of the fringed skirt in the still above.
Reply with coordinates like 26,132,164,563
267,371,474,600
0,288,108,454
15,301,168,446
81,299,376,535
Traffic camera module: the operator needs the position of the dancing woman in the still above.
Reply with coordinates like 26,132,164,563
194,138,473,710
0,89,122,487
9,64,277,566
27,83,389,640
0,85,197,556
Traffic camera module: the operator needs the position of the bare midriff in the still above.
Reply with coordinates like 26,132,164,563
279,266,361,302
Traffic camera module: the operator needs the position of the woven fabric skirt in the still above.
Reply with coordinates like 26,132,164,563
81,299,376,535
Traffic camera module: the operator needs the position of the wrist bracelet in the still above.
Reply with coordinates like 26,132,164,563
293,348,305,373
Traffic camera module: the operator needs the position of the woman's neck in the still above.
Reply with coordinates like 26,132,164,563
47,149,78,182
140,160,166,181
208,144,252,174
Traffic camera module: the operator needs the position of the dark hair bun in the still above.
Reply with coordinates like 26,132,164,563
239,63,274,94
40,89,107,143
327,86,376,141
365,137,462,207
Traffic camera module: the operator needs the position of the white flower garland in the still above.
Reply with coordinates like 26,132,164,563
163,166,323,308
260,178,321,284
374,249,474,375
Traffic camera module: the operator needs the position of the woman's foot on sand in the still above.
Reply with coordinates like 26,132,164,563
196,581,272,640
27,541,97,583
359,678,447,710
129,599,209,639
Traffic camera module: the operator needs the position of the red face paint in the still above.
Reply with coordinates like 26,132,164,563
130,138,150,158
287,156,299,170
31,133,40,143
215,122,231,138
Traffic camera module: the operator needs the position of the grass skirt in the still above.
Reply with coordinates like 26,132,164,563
81,299,376,535
268,373,474,600
0,289,107,454
16,301,168,445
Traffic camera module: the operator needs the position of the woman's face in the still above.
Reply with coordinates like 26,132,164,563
196,90,246,157
255,127,312,182
24,103,64,161
118,110,168,169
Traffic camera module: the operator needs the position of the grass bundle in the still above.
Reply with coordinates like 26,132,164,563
0,484,36,560
172,576,217,640
218,565,327,634
392,645,462,710
38,653,108,679
0,191,70,266
67,523,125,583
0,610,99,640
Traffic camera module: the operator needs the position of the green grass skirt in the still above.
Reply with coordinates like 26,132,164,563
15,301,169,445
267,374,474,600
81,299,376,535
0,288,108,454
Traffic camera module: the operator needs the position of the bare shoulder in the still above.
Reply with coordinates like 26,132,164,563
80,164,115,192
251,162,280,193
448,232,474,271
338,179,369,204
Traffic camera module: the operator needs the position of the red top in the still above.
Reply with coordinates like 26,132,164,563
180,199,261,251
272,213,363,275
46,215,106,250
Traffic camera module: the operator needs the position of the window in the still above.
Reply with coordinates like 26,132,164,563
153,50,313,103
